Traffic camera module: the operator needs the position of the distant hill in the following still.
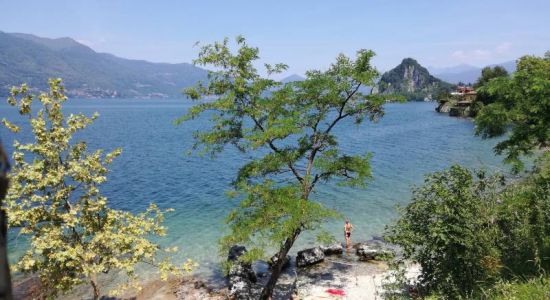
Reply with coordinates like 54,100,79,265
432,60,516,84
377,58,454,100
0,31,208,98
428,64,479,75
280,74,305,83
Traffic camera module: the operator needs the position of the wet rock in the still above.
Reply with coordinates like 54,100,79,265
228,245,248,262
296,247,325,268
355,243,395,261
269,254,291,270
320,243,343,255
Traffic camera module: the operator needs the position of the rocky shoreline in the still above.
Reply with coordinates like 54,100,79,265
178,238,418,300
13,238,417,299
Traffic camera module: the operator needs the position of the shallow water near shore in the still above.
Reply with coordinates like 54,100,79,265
1,99,508,287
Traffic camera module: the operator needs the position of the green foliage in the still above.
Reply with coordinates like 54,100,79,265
474,53,550,171
495,153,550,276
385,156,550,299
1,80,192,299
180,36,390,297
474,66,509,89
472,66,510,116
379,260,412,300
385,165,504,298
484,277,550,300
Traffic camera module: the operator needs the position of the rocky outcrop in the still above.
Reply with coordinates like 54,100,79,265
226,246,260,300
436,101,453,113
378,58,453,100
296,247,325,268
320,243,343,255
449,106,471,117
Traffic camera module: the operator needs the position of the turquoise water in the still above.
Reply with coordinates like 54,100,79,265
0,99,507,280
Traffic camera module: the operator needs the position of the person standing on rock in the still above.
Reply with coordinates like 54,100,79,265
344,219,353,248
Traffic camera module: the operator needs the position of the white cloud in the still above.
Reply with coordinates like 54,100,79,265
451,43,512,63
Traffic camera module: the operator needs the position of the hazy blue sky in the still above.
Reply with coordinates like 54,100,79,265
1,0,549,75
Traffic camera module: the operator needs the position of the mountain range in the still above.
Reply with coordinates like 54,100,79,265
429,61,516,84
0,31,208,98
0,31,519,99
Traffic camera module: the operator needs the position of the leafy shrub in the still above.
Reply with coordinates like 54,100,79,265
484,277,550,300
385,165,504,298
385,155,550,299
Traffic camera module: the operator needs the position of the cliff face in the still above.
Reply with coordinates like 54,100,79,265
378,58,453,100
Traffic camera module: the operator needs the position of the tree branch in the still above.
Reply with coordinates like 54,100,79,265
246,101,304,183
305,81,362,190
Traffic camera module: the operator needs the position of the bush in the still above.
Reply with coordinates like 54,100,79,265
484,277,550,300
385,156,550,299
496,153,550,276
385,165,504,298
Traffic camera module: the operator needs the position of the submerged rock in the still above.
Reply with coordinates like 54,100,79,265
320,243,343,255
296,247,325,268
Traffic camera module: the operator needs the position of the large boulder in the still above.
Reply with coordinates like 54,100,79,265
228,262,257,283
320,243,343,255
296,247,325,268
355,242,395,261
268,254,291,270
228,280,262,300
227,245,258,299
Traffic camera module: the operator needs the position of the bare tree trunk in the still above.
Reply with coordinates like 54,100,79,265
260,228,301,300
0,143,13,300
90,277,100,300
0,211,13,300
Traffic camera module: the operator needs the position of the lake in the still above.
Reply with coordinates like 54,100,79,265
1,99,508,281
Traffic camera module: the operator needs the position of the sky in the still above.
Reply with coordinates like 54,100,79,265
1,0,549,76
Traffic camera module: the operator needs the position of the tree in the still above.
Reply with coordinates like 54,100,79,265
385,165,504,298
473,66,510,108
180,36,390,299
0,142,12,300
1,79,190,299
473,65,509,89
474,53,549,171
